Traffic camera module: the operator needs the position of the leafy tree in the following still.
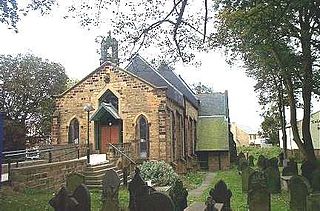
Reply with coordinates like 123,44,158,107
191,82,213,94
260,108,281,146
213,0,320,161
0,53,68,137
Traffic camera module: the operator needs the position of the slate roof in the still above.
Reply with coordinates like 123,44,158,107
126,55,185,107
196,116,229,151
197,92,229,117
158,64,199,109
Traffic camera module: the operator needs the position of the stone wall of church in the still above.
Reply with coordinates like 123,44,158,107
52,64,167,160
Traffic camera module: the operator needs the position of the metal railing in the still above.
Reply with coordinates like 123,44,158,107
108,143,136,165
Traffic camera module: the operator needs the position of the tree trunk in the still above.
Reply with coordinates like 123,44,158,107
277,79,288,159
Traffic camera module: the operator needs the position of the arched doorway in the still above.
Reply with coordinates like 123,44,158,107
68,118,79,144
136,115,149,158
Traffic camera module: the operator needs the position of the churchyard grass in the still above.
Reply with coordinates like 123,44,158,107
188,167,289,210
238,145,282,160
180,171,206,190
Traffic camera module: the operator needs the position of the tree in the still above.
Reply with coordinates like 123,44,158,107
213,0,320,162
191,82,213,94
260,108,281,146
0,0,56,32
0,53,68,137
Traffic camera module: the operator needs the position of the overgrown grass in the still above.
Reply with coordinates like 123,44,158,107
188,168,289,210
0,186,129,211
238,146,282,160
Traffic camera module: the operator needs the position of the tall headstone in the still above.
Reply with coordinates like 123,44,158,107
169,179,188,211
208,180,232,210
311,168,320,192
73,184,91,211
242,167,255,193
101,169,121,211
288,175,311,211
264,166,281,194
301,160,317,183
248,155,254,167
66,172,85,193
238,158,248,172
247,171,270,211
257,155,267,170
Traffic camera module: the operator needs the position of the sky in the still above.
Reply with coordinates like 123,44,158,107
0,7,263,131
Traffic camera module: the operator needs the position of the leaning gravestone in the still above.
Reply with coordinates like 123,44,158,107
288,175,311,211
208,180,232,210
128,168,174,211
306,193,320,211
311,169,320,192
169,179,188,211
49,184,91,211
241,167,255,193
301,160,317,183
257,155,267,170
66,172,85,193
247,171,270,211
264,166,281,194
248,155,254,167
101,169,121,211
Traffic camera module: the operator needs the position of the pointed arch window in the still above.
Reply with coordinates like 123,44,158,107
136,115,149,158
68,118,79,144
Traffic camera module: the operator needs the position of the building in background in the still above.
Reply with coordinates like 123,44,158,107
196,91,230,171
231,123,261,146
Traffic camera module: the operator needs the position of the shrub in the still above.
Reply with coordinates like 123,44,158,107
139,160,178,186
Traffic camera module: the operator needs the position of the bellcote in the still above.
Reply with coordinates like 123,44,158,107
100,31,119,65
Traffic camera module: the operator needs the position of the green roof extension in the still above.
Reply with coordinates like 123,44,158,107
197,116,229,151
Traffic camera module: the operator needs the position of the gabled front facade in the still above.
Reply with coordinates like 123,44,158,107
51,53,199,172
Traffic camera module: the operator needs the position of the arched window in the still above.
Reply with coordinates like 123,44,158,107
68,118,79,144
99,90,118,110
136,115,149,158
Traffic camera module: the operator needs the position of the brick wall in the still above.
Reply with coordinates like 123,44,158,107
208,151,230,171
10,158,87,191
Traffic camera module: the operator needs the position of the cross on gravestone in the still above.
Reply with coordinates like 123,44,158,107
101,169,121,211
257,155,267,170
128,167,174,211
66,172,85,193
248,155,254,167
301,160,317,183
247,171,270,211
311,169,320,192
288,175,311,211
264,166,281,194
169,179,188,211
208,180,232,210
241,167,255,193
49,184,91,211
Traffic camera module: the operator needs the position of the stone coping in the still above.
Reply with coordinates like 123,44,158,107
11,157,87,170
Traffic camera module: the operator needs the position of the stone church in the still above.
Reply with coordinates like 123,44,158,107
51,35,200,172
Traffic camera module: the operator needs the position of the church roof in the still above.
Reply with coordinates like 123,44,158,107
158,64,199,109
197,92,229,117
126,55,184,107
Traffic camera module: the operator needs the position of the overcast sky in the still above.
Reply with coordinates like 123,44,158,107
0,8,263,131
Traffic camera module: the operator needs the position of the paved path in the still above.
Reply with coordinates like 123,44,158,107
188,172,216,197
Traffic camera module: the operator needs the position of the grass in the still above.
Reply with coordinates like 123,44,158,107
179,171,206,191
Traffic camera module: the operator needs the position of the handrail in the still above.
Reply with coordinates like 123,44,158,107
109,143,136,165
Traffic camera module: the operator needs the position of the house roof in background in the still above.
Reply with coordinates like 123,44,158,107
197,92,228,117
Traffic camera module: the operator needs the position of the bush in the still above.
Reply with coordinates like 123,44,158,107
139,160,178,186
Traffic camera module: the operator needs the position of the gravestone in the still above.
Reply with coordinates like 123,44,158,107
307,193,320,211
241,167,255,193
49,184,91,211
269,157,278,168
257,155,267,170
288,159,298,175
247,171,270,211
101,169,121,211
169,179,188,211
238,158,248,172
128,167,174,211
288,175,311,211
208,180,232,210
282,166,297,176
66,172,85,193
264,166,281,194
301,160,317,183
248,155,254,167
278,152,284,167
238,152,246,160
311,169,320,192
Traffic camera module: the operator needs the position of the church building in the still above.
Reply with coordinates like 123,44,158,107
51,34,200,172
